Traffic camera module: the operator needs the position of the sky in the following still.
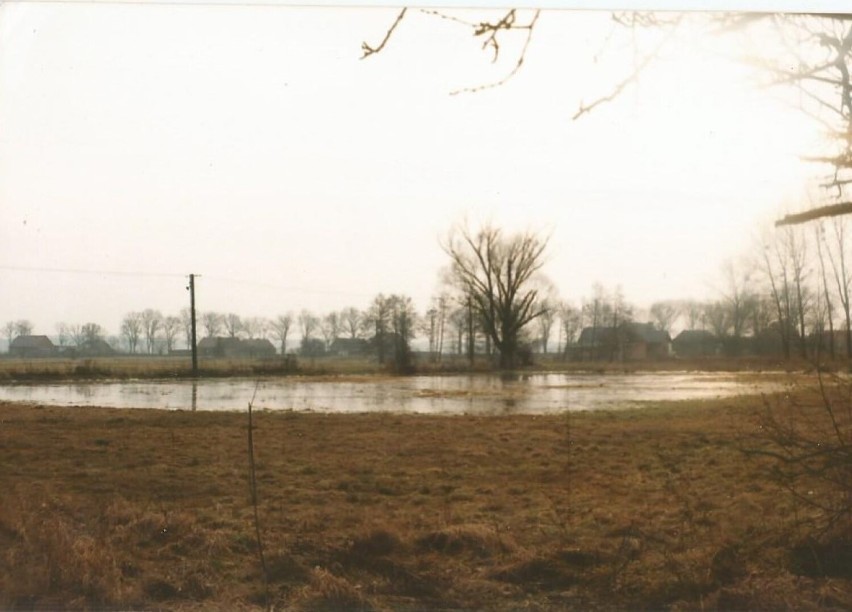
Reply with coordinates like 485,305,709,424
0,2,828,339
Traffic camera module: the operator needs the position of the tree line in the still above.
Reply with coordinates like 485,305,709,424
6,218,852,367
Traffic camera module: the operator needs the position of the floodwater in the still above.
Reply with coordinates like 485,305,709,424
0,372,787,415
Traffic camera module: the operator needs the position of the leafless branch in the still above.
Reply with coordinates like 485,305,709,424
572,29,674,121
475,9,517,63
776,202,852,226
361,8,407,60
451,9,540,96
418,8,476,28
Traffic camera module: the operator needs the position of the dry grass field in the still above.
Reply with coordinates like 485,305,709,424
1,381,850,610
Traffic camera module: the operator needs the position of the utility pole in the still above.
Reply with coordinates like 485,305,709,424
188,274,199,376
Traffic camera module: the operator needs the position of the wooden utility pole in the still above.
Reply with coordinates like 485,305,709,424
189,273,199,376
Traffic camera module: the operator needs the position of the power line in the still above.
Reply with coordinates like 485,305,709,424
0,265,377,298
204,274,376,298
0,264,186,279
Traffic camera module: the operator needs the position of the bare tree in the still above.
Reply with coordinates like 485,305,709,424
448,304,467,356
223,313,243,338
14,320,33,337
3,321,16,349
424,307,438,358
81,323,104,348
365,295,392,364
341,307,362,339
202,311,223,338
387,294,418,371
433,293,450,361
824,217,852,356
243,317,269,340
536,298,557,354
703,301,730,340
120,312,143,354
679,299,705,330
748,293,775,342
67,323,85,348
559,302,582,359
760,227,813,359
162,316,181,353
140,309,163,355
270,313,293,355
649,301,680,335
815,222,838,358
299,310,319,345
579,284,613,361
719,260,757,355
608,286,634,362
55,322,69,347
321,312,342,349
180,308,193,349
443,223,548,369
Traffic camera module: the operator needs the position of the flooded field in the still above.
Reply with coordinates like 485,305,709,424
0,372,787,414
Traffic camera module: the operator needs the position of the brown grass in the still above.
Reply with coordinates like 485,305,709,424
0,356,299,381
0,353,838,383
0,387,850,610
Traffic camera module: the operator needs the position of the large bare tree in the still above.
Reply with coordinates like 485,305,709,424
443,223,548,369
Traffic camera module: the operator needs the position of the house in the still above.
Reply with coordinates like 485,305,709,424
77,338,116,357
672,330,720,358
241,339,276,358
329,337,370,357
576,322,671,361
198,337,242,358
628,323,672,359
9,335,55,358
198,337,276,358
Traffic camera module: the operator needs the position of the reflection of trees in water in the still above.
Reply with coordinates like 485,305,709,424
499,372,520,383
500,397,518,415
73,384,96,399
0,374,781,413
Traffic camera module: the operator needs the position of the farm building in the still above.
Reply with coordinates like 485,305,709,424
576,322,671,361
9,335,56,358
198,337,276,358
672,330,721,358
329,337,370,356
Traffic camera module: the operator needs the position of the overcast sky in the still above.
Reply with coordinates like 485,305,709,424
0,2,826,337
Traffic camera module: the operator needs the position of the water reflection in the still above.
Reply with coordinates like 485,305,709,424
73,384,96,398
0,373,786,415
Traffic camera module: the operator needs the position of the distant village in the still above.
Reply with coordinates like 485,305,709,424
2,315,828,364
